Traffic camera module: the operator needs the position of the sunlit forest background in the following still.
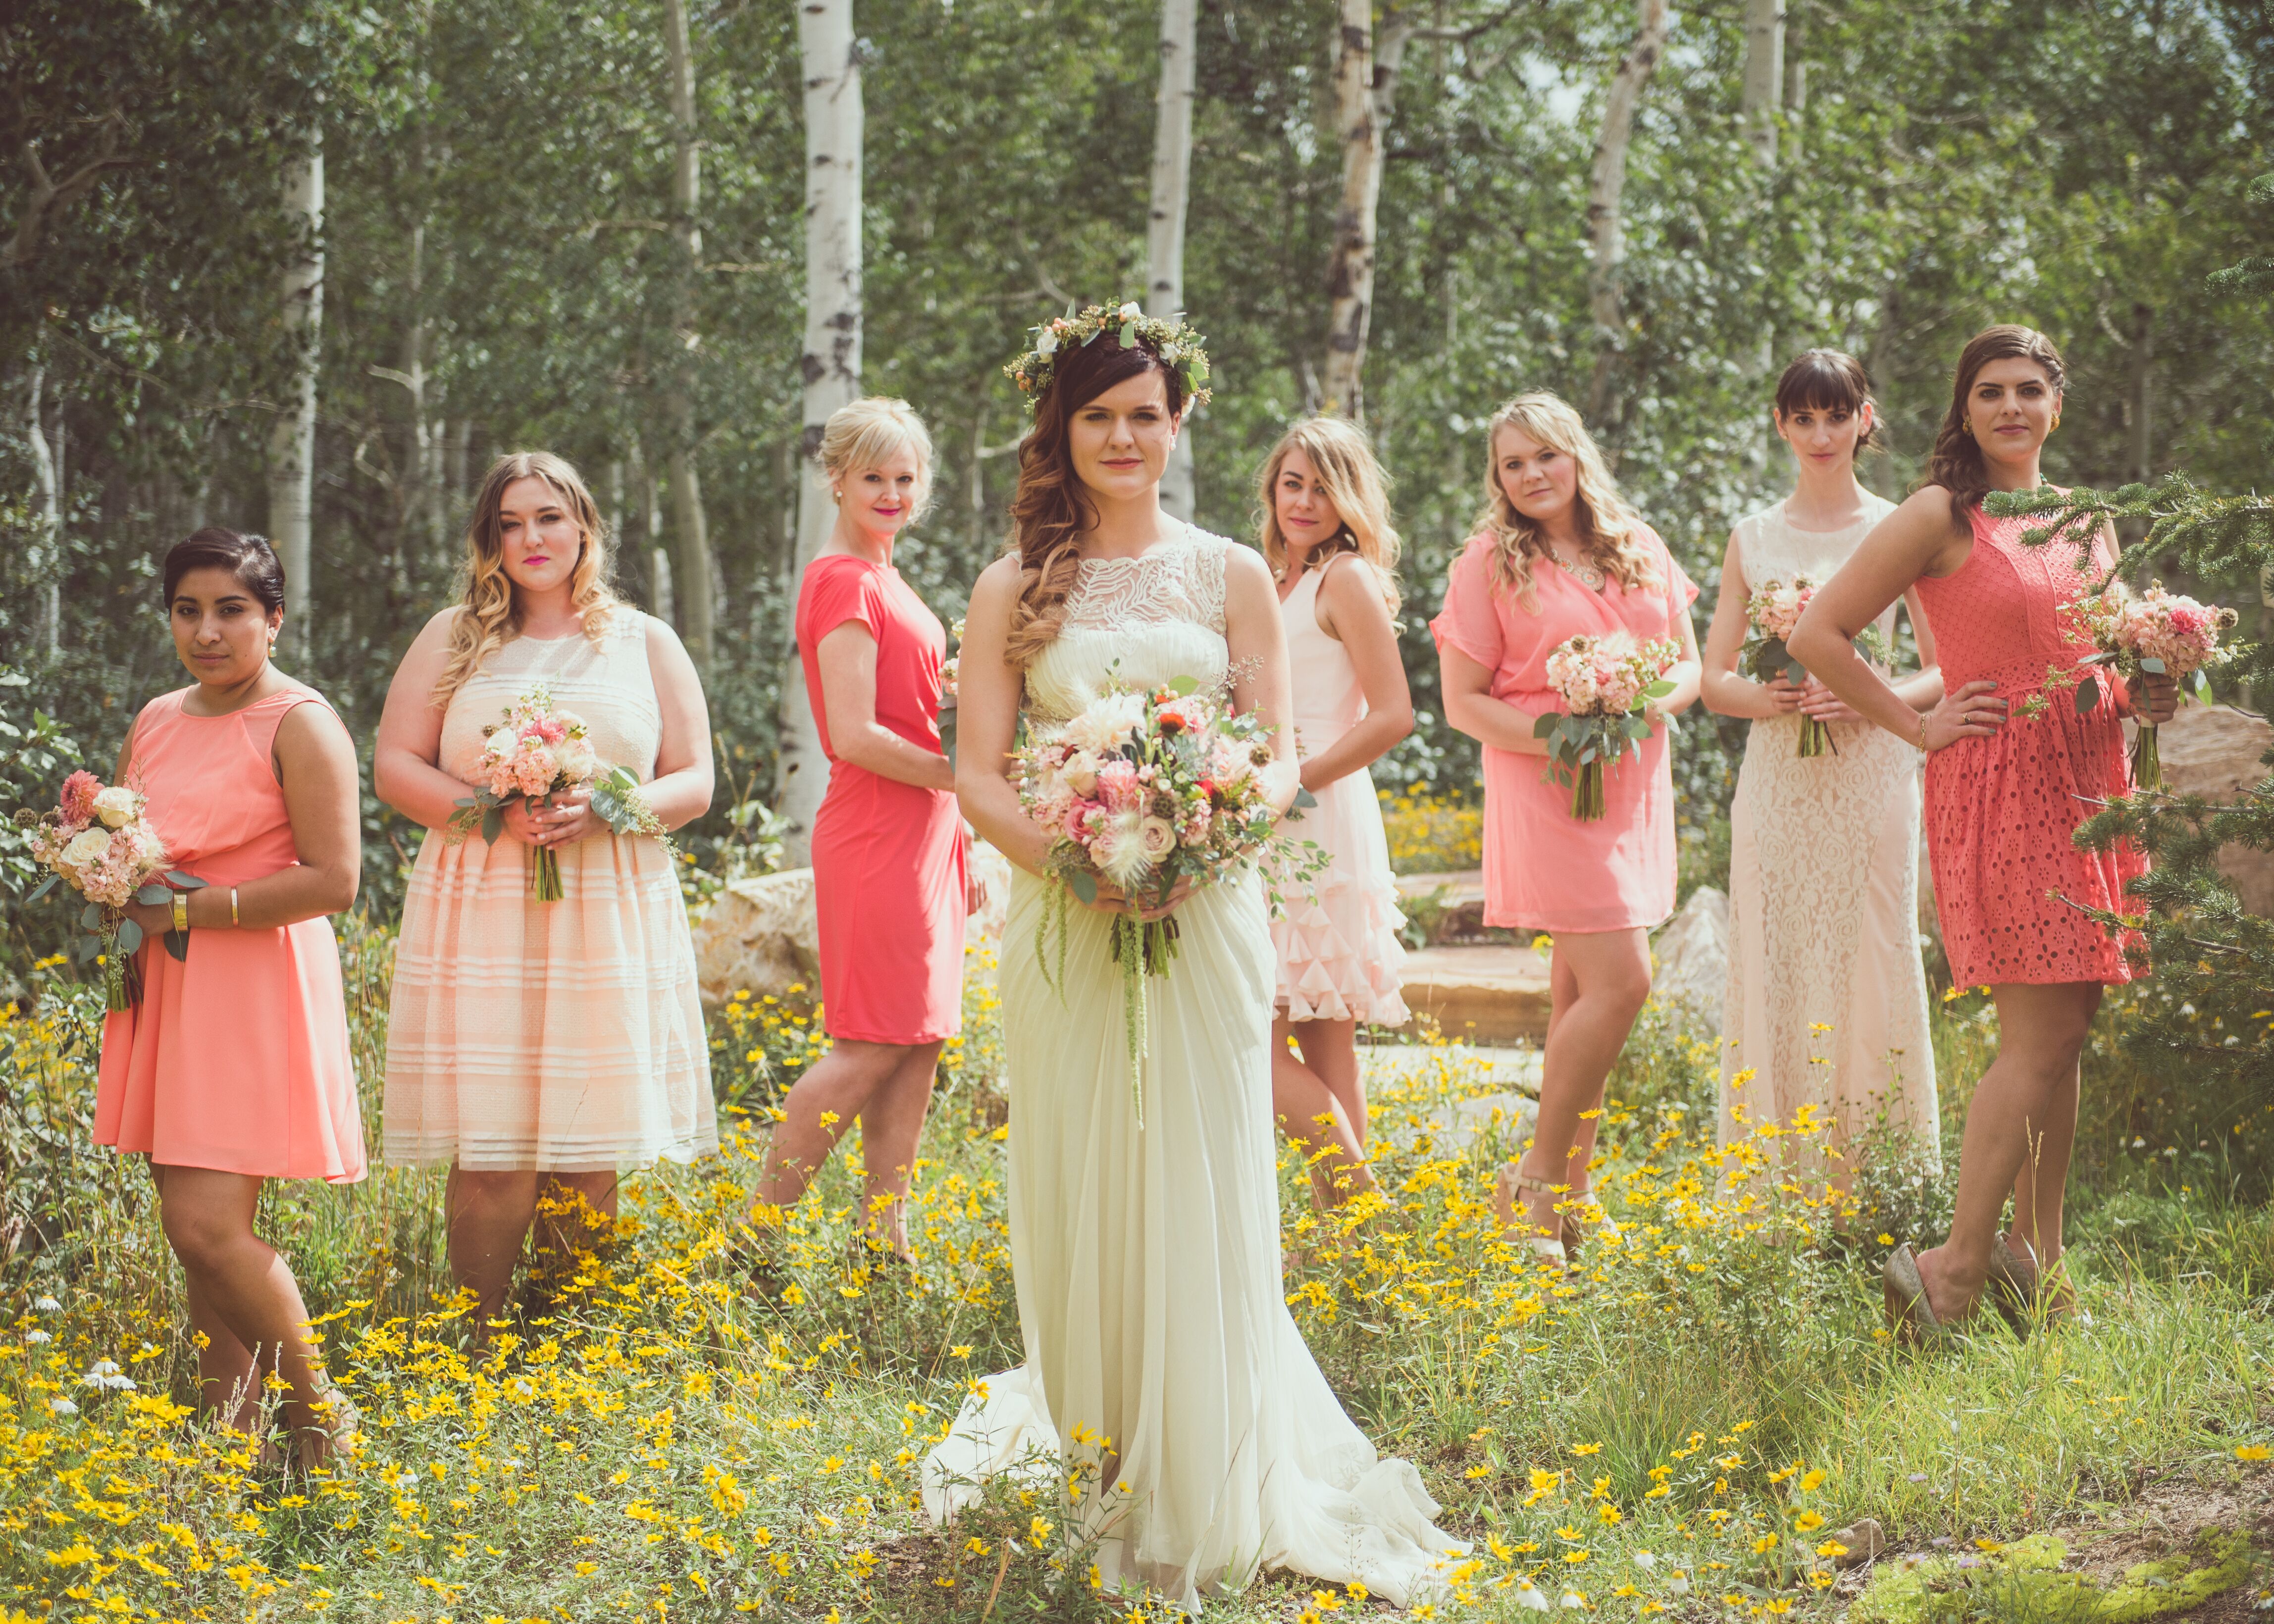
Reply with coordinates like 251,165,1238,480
3,0,2270,947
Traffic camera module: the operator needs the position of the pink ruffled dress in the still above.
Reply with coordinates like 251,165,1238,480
1270,557,1409,1025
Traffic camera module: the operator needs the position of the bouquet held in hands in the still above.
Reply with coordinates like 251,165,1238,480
15,770,205,1010
1536,633,1680,820
449,682,668,900
2062,581,2235,790
1740,575,1890,758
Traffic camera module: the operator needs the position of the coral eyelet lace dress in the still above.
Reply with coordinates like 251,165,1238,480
1913,500,2145,988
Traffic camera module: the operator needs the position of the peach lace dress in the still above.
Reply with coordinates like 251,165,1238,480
383,612,716,1171
96,681,366,1183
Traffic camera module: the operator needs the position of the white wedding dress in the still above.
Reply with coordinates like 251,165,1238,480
922,526,1463,1610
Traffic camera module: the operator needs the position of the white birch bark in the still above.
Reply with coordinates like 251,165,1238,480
664,0,717,671
1322,5,1420,419
1147,0,1198,518
1582,0,1667,419
24,365,60,659
268,134,323,638
778,0,865,855
1741,0,1783,171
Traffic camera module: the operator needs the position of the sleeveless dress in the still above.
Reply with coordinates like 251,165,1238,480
97,681,366,1183
1717,500,1940,1167
796,554,966,1044
1914,501,2144,987
383,612,717,1171
921,527,1463,1610
1271,557,1409,1025
1430,529,1699,932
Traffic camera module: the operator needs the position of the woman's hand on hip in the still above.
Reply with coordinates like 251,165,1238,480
2128,670,2179,725
1921,679,2007,751
503,789,595,847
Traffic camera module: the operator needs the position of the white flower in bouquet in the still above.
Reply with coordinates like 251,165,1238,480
1062,691,1147,758
1138,817,1177,863
1092,810,1150,888
91,786,140,829
61,827,112,868
554,736,597,780
1061,748,1100,796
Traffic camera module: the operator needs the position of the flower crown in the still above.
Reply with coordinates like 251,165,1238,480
1004,302,1213,413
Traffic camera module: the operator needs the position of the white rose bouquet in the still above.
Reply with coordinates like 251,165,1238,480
1016,676,1293,1121
448,683,669,901
14,770,206,1010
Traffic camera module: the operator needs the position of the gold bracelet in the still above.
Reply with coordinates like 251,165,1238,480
171,890,189,936
1917,712,1931,753
229,886,240,927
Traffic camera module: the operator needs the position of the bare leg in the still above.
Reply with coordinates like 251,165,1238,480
844,1041,944,1254
1272,1015,1376,1206
445,1167,539,1329
180,1274,266,1439
1501,929,1651,1238
154,1165,339,1466
747,1038,939,1251
1913,981,2100,1322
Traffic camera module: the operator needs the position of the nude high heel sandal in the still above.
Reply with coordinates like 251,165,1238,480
1494,1165,1569,1267
1881,1243,1951,1346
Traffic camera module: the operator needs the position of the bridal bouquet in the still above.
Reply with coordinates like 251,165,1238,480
14,771,206,1010
1534,633,1680,820
1739,577,1894,758
1017,677,1286,1120
449,683,667,900
2062,581,2236,790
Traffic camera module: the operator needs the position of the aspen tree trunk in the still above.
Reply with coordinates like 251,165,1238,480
395,215,431,594
1147,0,1197,518
663,0,716,672
1582,0,1667,421
1322,7,1418,420
268,134,324,642
1741,0,1783,171
24,365,60,659
778,0,865,856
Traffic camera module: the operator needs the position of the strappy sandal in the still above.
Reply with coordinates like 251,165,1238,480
1882,1243,1953,1346
1493,1165,1569,1268
1558,1191,1622,1259
1987,1234,2075,1330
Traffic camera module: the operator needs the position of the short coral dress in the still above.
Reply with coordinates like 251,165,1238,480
797,554,966,1045
97,681,367,1183
1431,529,1698,934
1914,501,2144,987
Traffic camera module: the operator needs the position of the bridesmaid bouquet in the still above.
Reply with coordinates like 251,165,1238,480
1016,677,1288,1120
449,683,668,901
2062,582,2236,790
1741,576,1837,758
14,771,205,1010
1536,633,1680,820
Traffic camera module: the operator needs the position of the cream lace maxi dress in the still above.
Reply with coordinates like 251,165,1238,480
921,527,1463,1610
1717,499,1940,1173
385,611,716,1172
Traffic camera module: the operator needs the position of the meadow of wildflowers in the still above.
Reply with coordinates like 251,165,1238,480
1379,789,1483,875
0,912,2269,1621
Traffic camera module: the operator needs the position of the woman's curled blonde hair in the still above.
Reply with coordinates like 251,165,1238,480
1254,415,1402,615
432,451,619,707
818,397,936,526
1473,392,1658,613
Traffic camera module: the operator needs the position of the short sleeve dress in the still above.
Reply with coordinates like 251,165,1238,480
96,681,367,1183
796,554,967,1045
1430,529,1699,934
1913,500,2145,987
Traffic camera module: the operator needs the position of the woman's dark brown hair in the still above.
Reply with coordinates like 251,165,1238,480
1774,349,1885,453
1003,335,1189,666
1922,324,2067,533
162,528,286,613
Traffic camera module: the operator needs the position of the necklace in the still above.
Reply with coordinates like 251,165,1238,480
1552,549,1605,590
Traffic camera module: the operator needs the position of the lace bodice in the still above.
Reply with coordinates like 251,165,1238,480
1025,525,1233,724
1733,496,1899,643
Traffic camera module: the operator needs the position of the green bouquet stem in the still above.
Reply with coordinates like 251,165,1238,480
530,846,565,902
1799,716,1835,758
1570,760,1606,821
2132,721,2163,792
1110,911,1181,1125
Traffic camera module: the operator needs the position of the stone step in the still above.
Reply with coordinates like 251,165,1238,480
1396,943,1552,1044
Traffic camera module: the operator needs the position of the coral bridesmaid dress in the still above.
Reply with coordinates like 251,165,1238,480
96,681,366,1182
797,554,966,1044
1430,529,1698,933
1914,501,2144,987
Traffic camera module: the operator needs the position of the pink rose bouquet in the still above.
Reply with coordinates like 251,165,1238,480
1739,575,1892,759
2063,581,2236,789
448,683,668,901
1536,633,1680,820
1015,676,1291,1119
14,770,205,1010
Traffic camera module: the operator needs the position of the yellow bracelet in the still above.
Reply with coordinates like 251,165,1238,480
1917,712,1931,753
230,886,240,927
171,890,189,935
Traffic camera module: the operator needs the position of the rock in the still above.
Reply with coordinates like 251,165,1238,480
1392,869,1488,943
2156,704,2274,914
1651,885,1729,1013
692,868,820,1010
1397,944,1552,1043
1824,1519,1886,1569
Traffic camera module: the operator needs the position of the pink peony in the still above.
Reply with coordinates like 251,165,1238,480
58,770,102,827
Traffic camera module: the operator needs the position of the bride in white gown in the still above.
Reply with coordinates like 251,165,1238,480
926,307,1462,1609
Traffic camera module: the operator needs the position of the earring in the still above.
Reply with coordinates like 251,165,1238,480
2050,413,2061,431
